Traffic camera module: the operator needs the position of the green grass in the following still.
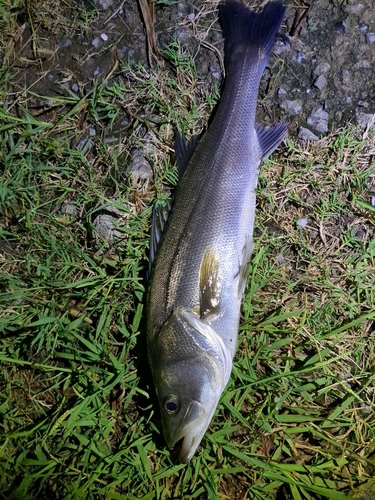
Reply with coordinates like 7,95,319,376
1,2,375,499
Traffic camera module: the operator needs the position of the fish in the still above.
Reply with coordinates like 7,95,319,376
147,0,287,463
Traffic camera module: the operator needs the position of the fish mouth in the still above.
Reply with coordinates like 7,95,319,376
165,400,208,463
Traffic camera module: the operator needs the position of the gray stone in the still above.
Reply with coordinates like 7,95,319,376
91,37,100,49
280,99,303,116
342,69,350,86
76,138,94,153
128,149,154,181
343,4,364,15
298,127,319,142
366,32,375,43
60,38,71,48
276,254,287,265
312,62,330,80
314,75,327,91
60,202,78,217
307,108,329,133
297,218,308,229
92,202,128,245
356,111,375,129
278,87,287,96
94,0,114,9
100,33,108,41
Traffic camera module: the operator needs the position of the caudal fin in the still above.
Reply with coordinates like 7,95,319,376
220,0,286,69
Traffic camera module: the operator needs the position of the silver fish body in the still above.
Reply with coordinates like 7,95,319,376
147,0,287,462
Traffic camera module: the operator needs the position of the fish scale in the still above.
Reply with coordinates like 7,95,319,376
147,0,288,463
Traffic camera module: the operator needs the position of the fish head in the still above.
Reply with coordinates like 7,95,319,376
150,307,232,462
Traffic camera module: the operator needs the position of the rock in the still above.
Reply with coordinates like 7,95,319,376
366,33,375,43
278,87,287,96
343,3,364,15
276,254,287,265
92,200,128,245
312,62,330,80
91,37,100,49
60,202,78,218
342,69,350,86
71,83,79,92
295,50,308,65
356,111,375,129
314,75,327,91
298,127,319,142
94,0,114,9
280,99,303,116
76,138,94,153
60,38,71,48
128,130,157,183
297,218,308,229
128,150,154,182
100,33,108,41
333,21,347,35
307,108,329,133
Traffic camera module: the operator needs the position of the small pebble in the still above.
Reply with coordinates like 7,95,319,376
276,254,287,265
333,20,346,35
91,37,100,48
371,196,375,207
298,127,319,142
93,67,100,76
366,33,375,43
89,128,96,137
60,38,72,48
360,26,368,34
295,50,308,64
278,87,287,96
100,33,108,41
71,83,79,92
314,75,327,91
188,13,195,20
312,62,330,80
307,107,329,133
297,218,308,229
346,97,352,104
280,99,303,116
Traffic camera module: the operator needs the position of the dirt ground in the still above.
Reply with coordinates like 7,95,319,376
9,0,375,141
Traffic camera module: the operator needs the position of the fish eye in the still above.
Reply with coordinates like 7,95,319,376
164,396,179,414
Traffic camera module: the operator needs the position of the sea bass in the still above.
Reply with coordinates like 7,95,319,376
147,0,287,463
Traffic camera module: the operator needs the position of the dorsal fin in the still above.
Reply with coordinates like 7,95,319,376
175,132,200,179
255,123,288,161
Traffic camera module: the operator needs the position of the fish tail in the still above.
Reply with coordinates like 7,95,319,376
220,1,286,69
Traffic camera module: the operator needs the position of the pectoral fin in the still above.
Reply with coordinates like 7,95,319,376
199,249,222,318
